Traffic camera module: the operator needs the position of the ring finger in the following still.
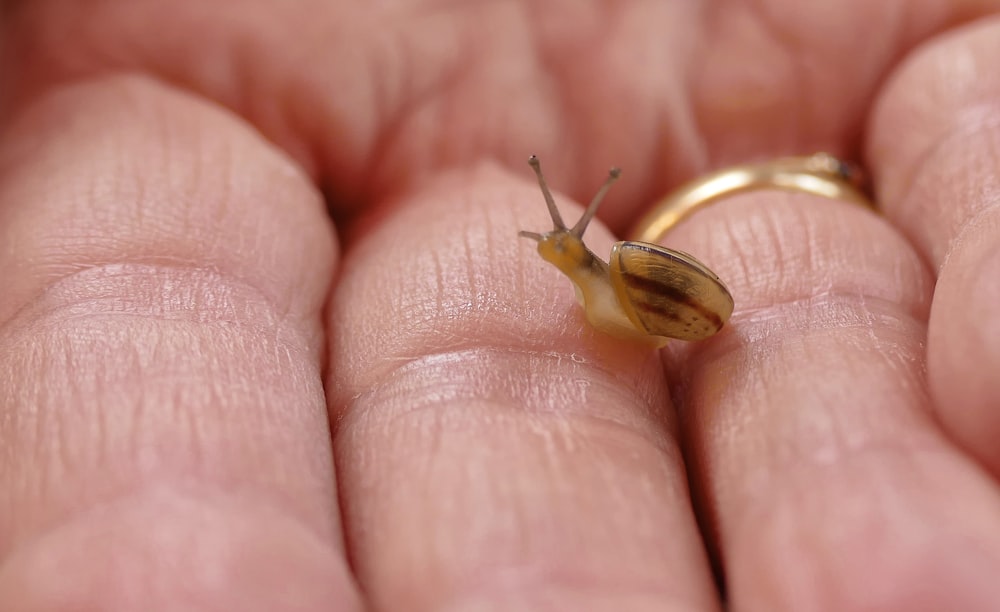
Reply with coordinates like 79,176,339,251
657,159,1000,608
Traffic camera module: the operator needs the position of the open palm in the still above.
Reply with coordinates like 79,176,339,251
2,1,1000,610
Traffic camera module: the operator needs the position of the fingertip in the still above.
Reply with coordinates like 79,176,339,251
327,162,720,611
868,15,1000,258
0,73,357,609
866,15,1000,475
928,228,1000,468
327,161,654,401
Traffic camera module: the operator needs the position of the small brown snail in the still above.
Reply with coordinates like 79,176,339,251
519,156,734,347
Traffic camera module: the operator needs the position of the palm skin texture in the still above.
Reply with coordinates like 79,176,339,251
1,1,1000,610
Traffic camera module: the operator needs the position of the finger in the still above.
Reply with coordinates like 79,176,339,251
7,1,1000,230
868,16,1000,475
0,76,361,610
327,165,720,611
658,189,1000,609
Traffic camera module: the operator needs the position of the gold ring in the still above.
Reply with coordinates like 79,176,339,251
631,152,874,243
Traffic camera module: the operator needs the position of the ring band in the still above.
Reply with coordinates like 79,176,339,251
631,152,874,243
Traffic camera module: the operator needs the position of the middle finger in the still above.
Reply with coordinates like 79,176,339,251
327,165,720,611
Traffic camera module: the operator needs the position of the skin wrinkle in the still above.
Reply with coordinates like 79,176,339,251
734,460,991,609
516,7,568,170
927,121,1000,263
0,76,355,608
759,198,793,291
758,289,923,333
460,215,479,316
0,483,354,610
441,581,690,612
654,67,710,200
883,106,1000,265
671,198,933,320
946,201,1000,267
689,291,928,381
689,326,931,494
363,9,488,197
363,24,420,189
7,263,306,341
538,6,616,177
337,395,697,611
614,3,706,195
0,298,332,541
330,280,662,416
5,2,1000,609
0,149,312,334
747,0,809,144
865,20,1000,483
680,316,952,596
332,166,568,390
723,217,753,299
871,17,1000,214
336,345,669,442
328,167,715,608
694,4,800,161
7,3,652,222
0,2,988,218
757,1,889,151
668,184,926,556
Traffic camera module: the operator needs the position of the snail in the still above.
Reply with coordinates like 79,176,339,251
519,155,734,347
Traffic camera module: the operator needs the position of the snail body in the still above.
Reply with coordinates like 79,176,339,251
519,156,734,346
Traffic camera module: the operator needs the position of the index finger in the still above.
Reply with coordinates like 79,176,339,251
0,76,361,610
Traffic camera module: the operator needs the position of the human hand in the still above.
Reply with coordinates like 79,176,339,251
2,2,1000,610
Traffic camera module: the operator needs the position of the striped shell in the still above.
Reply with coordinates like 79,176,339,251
609,242,734,341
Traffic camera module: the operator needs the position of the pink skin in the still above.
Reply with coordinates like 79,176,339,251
1,2,1000,610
